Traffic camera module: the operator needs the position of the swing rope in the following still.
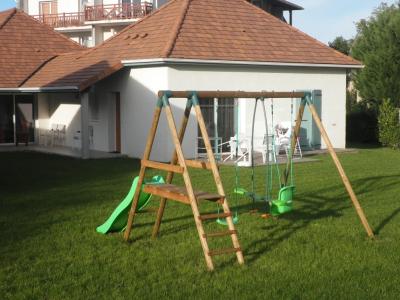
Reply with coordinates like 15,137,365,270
271,98,282,188
217,98,239,225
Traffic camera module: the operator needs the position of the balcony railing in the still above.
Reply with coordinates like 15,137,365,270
33,12,85,28
32,2,153,28
85,2,153,22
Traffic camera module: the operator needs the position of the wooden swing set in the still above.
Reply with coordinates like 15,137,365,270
124,90,374,271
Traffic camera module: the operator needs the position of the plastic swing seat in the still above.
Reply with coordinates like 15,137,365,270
216,187,244,226
234,187,267,202
270,185,296,216
216,214,239,226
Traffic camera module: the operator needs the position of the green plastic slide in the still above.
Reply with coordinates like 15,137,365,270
96,175,164,234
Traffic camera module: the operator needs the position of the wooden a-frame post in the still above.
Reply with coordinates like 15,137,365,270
285,92,374,238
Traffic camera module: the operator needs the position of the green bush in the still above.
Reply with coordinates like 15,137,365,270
346,108,378,144
378,99,400,148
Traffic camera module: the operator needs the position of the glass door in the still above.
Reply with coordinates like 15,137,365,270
197,98,235,159
15,95,35,145
0,95,15,144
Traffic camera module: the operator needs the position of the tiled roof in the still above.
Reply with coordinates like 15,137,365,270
22,0,361,91
0,9,83,88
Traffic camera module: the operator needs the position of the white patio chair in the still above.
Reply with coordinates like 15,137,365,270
275,122,302,159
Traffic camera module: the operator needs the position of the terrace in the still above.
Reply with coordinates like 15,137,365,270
33,2,153,28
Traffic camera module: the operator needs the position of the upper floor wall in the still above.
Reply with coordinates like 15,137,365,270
20,0,167,15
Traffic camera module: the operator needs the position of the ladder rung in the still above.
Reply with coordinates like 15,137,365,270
141,159,184,174
203,230,237,238
199,212,232,221
208,247,241,256
185,159,212,170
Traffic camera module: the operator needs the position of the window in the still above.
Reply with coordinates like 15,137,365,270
197,98,236,157
39,1,58,15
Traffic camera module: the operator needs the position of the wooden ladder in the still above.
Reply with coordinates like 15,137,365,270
123,92,244,271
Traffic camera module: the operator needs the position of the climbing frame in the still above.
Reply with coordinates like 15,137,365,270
123,91,244,271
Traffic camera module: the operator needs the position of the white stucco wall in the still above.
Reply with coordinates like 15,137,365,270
36,93,82,148
27,0,79,15
91,67,169,159
167,65,347,156
55,63,345,160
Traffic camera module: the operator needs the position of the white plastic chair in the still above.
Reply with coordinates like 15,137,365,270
275,122,302,158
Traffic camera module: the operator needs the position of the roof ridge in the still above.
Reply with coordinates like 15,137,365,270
239,0,360,65
162,0,191,58
0,8,16,29
81,0,180,59
18,55,58,87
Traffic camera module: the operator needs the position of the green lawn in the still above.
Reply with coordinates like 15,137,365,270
1,148,400,299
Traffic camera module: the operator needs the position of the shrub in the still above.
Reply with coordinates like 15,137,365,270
378,99,400,149
347,108,378,144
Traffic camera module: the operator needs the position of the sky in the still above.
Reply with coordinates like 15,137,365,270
0,0,398,44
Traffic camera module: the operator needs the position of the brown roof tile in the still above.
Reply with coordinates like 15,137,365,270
0,8,83,88
21,0,361,90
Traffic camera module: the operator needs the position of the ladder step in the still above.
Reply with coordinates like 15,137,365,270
203,230,237,238
208,247,241,256
143,184,224,205
199,212,232,221
141,159,184,174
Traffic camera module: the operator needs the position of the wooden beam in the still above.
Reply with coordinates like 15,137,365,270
283,99,306,185
307,103,375,238
143,184,190,205
194,102,245,266
124,106,162,241
141,159,184,174
163,102,216,271
158,91,305,99
185,159,212,170
152,100,192,238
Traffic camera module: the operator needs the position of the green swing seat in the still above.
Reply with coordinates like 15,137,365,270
270,185,295,216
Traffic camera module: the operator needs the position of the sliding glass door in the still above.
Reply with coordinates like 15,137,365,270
0,95,14,144
0,94,35,145
15,95,35,145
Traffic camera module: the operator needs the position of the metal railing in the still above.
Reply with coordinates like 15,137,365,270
32,2,153,28
33,12,85,28
85,2,153,22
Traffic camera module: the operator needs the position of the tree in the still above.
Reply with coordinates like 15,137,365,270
378,99,400,148
352,3,400,107
328,36,352,56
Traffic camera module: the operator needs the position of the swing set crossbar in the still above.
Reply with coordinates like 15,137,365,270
158,90,306,99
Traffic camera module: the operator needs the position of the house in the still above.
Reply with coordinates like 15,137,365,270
248,0,303,24
0,0,361,161
16,0,165,46
16,0,302,47
0,8,83,145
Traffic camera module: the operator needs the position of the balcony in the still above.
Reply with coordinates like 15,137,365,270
33,2,153,28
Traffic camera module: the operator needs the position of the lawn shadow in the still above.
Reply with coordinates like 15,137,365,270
243,173,400,264
375,207,400,234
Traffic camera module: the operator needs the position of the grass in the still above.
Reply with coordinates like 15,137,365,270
1,148,400,299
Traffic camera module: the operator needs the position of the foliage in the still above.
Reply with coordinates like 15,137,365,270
329,36,354,88
346,89,358,112
328,36,353,56
1,152,400,299
378,99,400,148
352,3,400,107
346,101,378,144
